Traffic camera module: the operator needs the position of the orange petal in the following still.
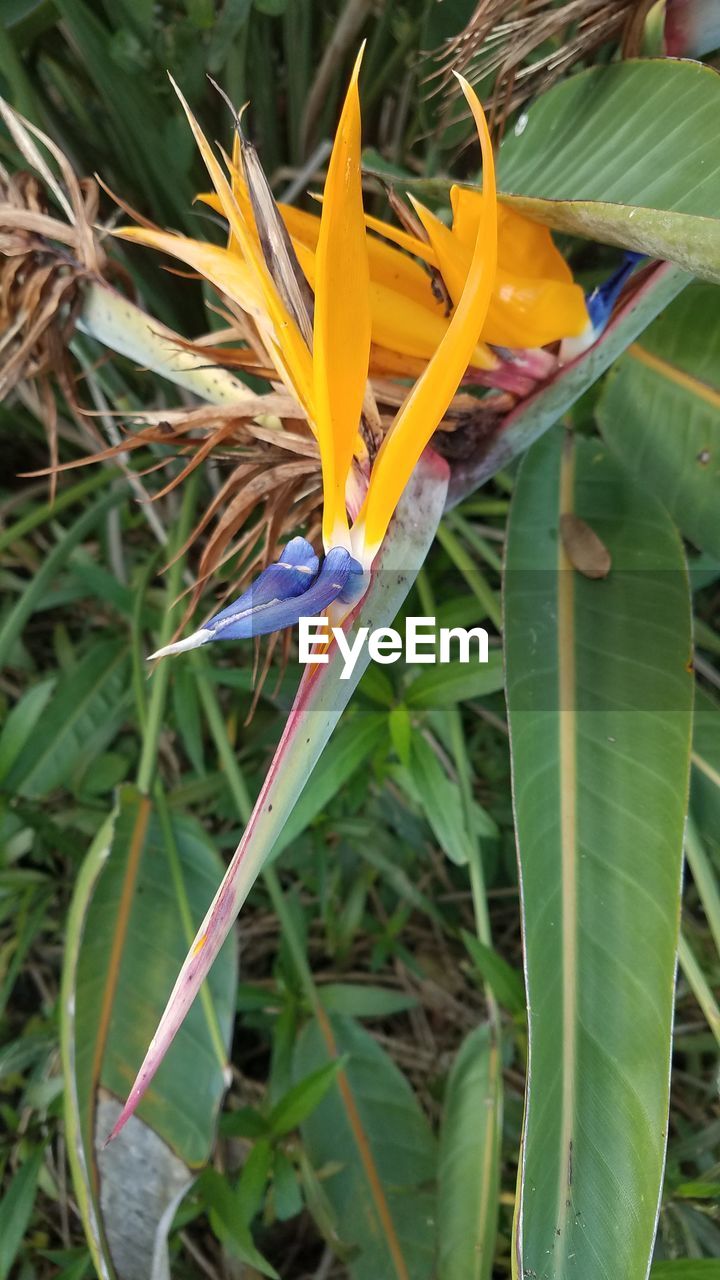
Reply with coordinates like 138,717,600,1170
296,230,495,373
114,225,315,407
412,193,586,348
452,186,574,283
355,76,497,564
168,75,314,417
312,46,371,550
114,226,265,316
362,210,439,267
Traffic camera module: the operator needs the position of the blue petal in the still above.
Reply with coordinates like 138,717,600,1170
586,252,644,335
208,546,362,641
206,536,320,634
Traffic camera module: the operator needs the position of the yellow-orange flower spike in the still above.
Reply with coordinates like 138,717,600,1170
312,45,371,551
352,75,497,566
167,75,315,421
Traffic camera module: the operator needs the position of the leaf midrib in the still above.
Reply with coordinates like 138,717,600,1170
555,431,578,1249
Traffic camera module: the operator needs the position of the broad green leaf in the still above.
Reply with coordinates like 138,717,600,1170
4,641,131,798
293,1013,437,1280
446,263,689,510
272,1149,303,1221
0,1145,44,1280
504,428,693,1279
317,983,418,1018
106,453,449,1140
199,1167,278,1278
404,733,471,866
60,785,236,1280
437,1024,502,1280
268,1060,345,1137
405,650,504,708
0,676,55,783
598,284,720,559
498,61,720,279
461,932,525,1018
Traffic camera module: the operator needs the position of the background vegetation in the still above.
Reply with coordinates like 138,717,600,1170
1,2,719,1278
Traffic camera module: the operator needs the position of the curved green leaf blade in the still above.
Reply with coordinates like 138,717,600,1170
60,785,236,1280
4,640,131,798
504,428,693,1279
598,284,720,559
293,1013,437,1280
0,1146,44,1280
405,650,504,708
501,198,720,285
496,61,720,275
500,60,720,215
437,1023,502,1280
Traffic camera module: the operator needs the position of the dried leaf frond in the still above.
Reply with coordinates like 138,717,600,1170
428,0,640,140
0,97,117,495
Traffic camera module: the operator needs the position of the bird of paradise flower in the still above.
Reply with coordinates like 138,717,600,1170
106,48,598,1139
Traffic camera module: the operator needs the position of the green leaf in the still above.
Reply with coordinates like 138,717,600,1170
405,734,471,866
461,932,525,1018
4,641,131,798
317,983,418,1018
691,688,720,853
235,1137,272,1223
0,488,124,670
498,61,720,279
0,1145,44,1280
504,427,693,1279
272,1149,303,1221
405,651,504,708
388,703,412,766
0,676,55,784
651,1265,720,1280
200,1167,278,1277
268,1059,345,1137
52,0,192,224
293,1014,437,1280
60,785,236,1280
437,1024,502,1280
598,284,720,558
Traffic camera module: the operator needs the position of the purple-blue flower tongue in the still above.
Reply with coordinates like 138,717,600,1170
206,535,320,632
148,541,361,659
205,545,362,641
586,252,645,333
560,252,644,363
